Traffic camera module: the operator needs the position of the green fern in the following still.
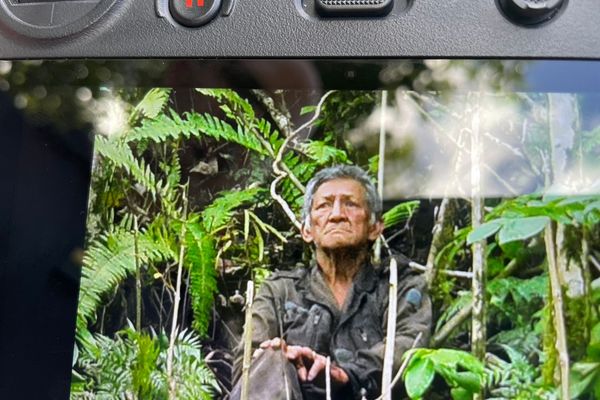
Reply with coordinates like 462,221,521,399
186,111,267,155
201,187,265,232
95,136,162,196
78,229,171,328
184,222,217,336
197,88,255,121
124,108,268,156
301,140,349,165
73,327,217,400
132,88,172,120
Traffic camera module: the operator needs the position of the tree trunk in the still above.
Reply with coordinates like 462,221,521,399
425,198,455,288
548,93,591,360
469,93,486,400
544,222,570,400
374,90,388,264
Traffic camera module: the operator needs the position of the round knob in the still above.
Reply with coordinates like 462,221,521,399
170,0,222,27
497,0,567,26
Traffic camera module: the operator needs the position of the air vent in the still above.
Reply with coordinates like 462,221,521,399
315,0,393,17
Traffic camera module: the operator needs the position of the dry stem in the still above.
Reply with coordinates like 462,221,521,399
270,90,336,230
381,257,398,400
240,281,255,400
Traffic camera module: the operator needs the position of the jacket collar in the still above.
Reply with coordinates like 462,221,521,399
302,258,379,309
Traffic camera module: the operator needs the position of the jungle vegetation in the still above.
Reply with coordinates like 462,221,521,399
1,60,597,399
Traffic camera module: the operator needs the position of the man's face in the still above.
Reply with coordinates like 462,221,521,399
301,178,383,250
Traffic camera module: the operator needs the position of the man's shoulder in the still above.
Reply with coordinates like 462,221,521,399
265,266,309,282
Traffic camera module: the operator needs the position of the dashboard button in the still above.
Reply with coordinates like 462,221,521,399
497,0,566,26
169,0,222,27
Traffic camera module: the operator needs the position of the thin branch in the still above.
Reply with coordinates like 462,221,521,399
167,184,189,400
374,90,388,264
381,257,398,400
406,91,462,120
252,89,293,138
374,332,423,400
133,216,142,332
409,261,473,279
589,254,600,274
406,93,521,196
430,302,473,348
425,199,452,287
241,281,255,400
482,131,526,160
270,91,336,231
325,356,332,400
270,175,302,231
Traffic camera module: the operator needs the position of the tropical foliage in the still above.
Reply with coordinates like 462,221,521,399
66,77,600,399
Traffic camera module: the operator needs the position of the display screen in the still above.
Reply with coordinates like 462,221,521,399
1,59,600,399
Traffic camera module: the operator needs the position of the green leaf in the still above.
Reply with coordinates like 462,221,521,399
185,222,217,335
383,201,420,228
368,155,379,176
450,387,473,400
202,188,264,232
78,229,171,327
454,372,481,393
467,220,503,245
134,88,171,119
95,136,160,195
405,358,435,399
497,216,550,245
588,323,600,359
584,200,600,214
428,349,484,374
301,140,349,165
570,367,599,399
300,105,316,115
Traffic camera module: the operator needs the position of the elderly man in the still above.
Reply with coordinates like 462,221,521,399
231,165,432,400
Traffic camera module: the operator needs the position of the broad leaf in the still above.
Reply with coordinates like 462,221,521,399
497,216,549,245
405,358,435,399
428,349,484,374
467,220,503,245
454,372,481,393
570,367,599,399
450,387,473,400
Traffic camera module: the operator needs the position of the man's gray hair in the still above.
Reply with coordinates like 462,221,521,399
301,165,382,227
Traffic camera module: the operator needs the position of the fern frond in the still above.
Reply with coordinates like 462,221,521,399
301,140,349,165
95,136,160,195
133,88,172,120
201,187,265,232
184,222,217,336
75,327,216,399
186,112,267,155
383,200,420,229
78,229,171,328
125,109,268,156
197,88,255,121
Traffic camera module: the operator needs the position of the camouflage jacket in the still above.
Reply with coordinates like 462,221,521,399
233,255,432,399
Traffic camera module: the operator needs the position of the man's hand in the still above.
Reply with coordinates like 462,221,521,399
258,338,349,386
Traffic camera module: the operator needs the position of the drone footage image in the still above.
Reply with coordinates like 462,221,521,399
1,59,600,399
